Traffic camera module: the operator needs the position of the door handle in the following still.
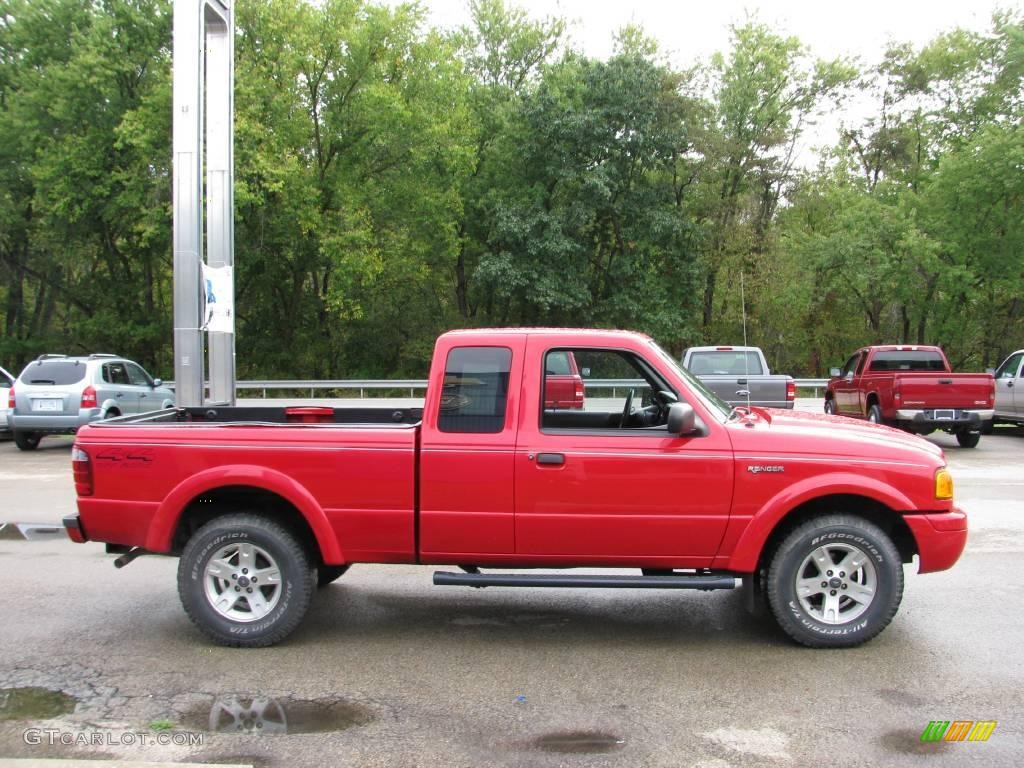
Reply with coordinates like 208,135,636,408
736,389,751,397
1008,381,1014,388
536,453,565,466
116,393,123,398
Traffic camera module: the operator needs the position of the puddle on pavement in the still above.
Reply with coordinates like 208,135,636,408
532,730,625,754
879,729,952,755
187,696,375,736
0,687,78,720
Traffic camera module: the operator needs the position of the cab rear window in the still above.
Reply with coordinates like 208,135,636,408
19,360,87,386
438,347,512,434
868,351,946,371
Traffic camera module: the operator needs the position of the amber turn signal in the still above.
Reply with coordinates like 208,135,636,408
934,468,954,500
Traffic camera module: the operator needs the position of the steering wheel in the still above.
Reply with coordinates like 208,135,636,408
619,388,636,428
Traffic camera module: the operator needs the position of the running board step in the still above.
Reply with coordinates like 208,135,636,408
432,571,737,590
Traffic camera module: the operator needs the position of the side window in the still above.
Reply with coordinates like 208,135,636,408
841,354,860,377
104,362,130,385
126,363,151,387
996,352,1024,380
437,347,512,434
542,348,675,433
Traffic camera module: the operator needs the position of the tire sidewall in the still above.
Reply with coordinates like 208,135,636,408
769,522,901,646
180,521,308,644
868,405,882,423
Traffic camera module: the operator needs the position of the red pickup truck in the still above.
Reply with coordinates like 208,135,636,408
64,329,966,649
824,345,995,448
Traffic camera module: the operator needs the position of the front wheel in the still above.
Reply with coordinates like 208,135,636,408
13,431,41,451
823,398,835,415
766,514,904,648
178,513,316,647
956,430,981,448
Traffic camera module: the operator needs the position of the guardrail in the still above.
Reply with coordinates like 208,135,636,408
221,377,832,398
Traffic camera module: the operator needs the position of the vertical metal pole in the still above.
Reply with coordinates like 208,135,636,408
204,1,235,405
172,0,205,407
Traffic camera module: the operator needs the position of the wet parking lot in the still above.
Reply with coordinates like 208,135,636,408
0,423,1022,767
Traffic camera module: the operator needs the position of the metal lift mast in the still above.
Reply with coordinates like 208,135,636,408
172,0,235,407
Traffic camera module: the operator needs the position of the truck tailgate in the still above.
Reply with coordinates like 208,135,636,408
698,375,793,409
895,374,994,410
75,422,419,562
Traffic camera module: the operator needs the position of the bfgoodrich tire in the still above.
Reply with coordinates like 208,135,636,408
178,514,316,647
766,514,904,648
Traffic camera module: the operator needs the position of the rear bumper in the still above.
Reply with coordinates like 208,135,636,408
903,508,968,573
895,409,993,431
9,409,103,434
63,514,88,544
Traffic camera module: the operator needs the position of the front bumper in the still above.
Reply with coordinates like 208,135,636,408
903,508,968,573
895,409,993,432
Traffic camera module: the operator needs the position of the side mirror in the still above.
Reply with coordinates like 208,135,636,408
666,402,697,436
581,367,591,377
152,378,163,388
985,368,995,376
829,367,841,377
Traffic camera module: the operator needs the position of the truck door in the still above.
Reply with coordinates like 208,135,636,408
834,351,863,415
514,338,733,567
994,351,1024,418
418,339,525,560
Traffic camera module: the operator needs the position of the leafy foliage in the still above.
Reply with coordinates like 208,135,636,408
0,1,1021,380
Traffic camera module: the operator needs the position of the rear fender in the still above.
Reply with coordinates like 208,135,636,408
144,465,342,562
725,472,915,572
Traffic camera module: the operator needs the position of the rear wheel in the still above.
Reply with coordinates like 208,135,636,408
317,564,350,588
867,404,883,424
956,430,981,448
178,513,316,647
766,514,904,648
13,431,41,451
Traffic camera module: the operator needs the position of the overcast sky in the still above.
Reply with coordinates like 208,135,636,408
417,0,1010,65
400,0,1015,162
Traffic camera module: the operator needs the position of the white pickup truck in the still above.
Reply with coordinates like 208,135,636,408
681,346,795,410
991,349,1024,429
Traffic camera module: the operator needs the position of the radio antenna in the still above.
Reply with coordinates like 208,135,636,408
741,269,752,413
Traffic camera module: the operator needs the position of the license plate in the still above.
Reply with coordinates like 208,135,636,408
32,399,61,412
934,409,955,421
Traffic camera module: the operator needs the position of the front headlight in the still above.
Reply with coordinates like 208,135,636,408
935,468,954,500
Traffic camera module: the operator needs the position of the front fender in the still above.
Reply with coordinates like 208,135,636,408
725,472,915,572
144,464,343,563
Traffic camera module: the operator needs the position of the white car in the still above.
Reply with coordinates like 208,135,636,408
1,365,14,439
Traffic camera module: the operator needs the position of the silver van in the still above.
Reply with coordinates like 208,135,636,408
8,354,174,450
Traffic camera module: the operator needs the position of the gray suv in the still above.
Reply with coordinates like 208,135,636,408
9,354,174,450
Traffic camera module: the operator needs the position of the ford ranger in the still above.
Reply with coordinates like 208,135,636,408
63,329,967,649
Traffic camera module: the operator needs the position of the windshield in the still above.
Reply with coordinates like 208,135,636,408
648,341,731,421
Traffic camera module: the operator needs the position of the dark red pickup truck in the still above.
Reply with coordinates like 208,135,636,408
824,345,995,448
64,329,966,649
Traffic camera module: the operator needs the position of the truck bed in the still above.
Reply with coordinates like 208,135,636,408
74,406,421,563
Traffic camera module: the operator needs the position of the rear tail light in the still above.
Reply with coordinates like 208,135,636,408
574,377,585,409
786,380,796,401
7,387,13,409
72,445,93,496
894,387,901,402
80,385,97,409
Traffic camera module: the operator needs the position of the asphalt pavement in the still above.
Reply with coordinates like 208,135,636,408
0,418,1022,767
